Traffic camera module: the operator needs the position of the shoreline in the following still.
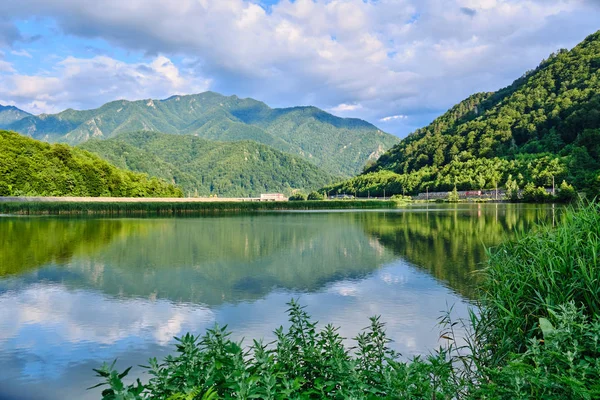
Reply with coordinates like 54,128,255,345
0,199,399,215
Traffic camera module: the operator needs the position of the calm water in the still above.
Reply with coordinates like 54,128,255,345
0,204,559,400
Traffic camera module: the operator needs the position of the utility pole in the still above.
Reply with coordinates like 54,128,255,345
495,180,498,201
552,175,555,196
426,186,429,201
383,189,386,200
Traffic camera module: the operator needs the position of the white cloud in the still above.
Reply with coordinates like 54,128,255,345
329,103,363,112
0,60,14,73
0,0,597,135
0,55,211,113
380,114,408,122
10,49,32,58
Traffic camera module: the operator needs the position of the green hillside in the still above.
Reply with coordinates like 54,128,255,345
325,30,600,197
5,92,398,176
0,105,31,127
79,131,339,197
0,130,182,197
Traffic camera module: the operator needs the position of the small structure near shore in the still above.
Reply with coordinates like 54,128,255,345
260,193,287,201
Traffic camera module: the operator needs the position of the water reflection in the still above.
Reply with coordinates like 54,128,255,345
0,205,557,400
362,204,553,297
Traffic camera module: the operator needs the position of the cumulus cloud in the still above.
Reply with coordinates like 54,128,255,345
0,0,597,135
0,55,211,113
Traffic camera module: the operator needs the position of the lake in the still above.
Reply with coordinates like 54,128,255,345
0,204,559,399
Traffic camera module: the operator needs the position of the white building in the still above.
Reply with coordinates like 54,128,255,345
260,193,287,201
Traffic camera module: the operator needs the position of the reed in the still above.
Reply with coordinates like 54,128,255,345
0,200,397,215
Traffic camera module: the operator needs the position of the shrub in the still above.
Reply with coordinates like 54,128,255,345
288,192,307,201
307,191,324,200
448,186,459,202
92,300,459,399
521,182,552,203
556,180,577,203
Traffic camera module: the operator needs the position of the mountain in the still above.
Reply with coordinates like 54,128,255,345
79,131,339,197
0,130,182,197
0,105,30,127
325,30,600,196
7,92,399,176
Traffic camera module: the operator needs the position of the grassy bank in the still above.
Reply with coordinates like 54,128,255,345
0,200,397,215
93,203,600,399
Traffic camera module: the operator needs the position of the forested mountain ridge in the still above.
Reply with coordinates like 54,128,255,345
3,92,398,176
79,131,339,197
325,30,600,197
0,130,182,197
0,105,31,127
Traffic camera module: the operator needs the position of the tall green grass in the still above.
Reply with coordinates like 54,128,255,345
92,203,600,399
0,200,396,215
477,202,600,362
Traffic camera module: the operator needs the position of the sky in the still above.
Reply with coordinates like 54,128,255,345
0,0,598,137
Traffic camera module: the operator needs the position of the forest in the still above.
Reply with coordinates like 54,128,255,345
79,131,338,197
0,130,182,197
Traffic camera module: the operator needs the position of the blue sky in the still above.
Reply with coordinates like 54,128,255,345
0,0,598,137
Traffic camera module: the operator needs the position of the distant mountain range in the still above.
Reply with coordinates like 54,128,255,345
79,131,339,197
1,92,398,177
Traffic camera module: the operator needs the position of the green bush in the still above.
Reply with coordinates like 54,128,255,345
448,186,459,202
92,300,458,400
307,191,324,200
288,192,307,201
556,180,577,203
521,182,552,203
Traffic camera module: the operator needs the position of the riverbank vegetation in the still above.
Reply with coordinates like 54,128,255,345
0,200,396,215
93,203,599,399
0,130,182,197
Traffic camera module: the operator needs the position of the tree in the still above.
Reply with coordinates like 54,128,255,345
556,180,577,203
505,175,520,201
448,185,460,202
289,192,307,201
307,191,324,200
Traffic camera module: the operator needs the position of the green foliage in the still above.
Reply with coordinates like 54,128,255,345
306,191,324,200
521,183,552,203
474,303,600,399
5,92,398,176
79,131,338,197
478,203,600,362
0,130,182,197
557,180,577,202
448,186,459,202
322,154,569,200
288,192,307,201
504,175,520,201
93,300,457,400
